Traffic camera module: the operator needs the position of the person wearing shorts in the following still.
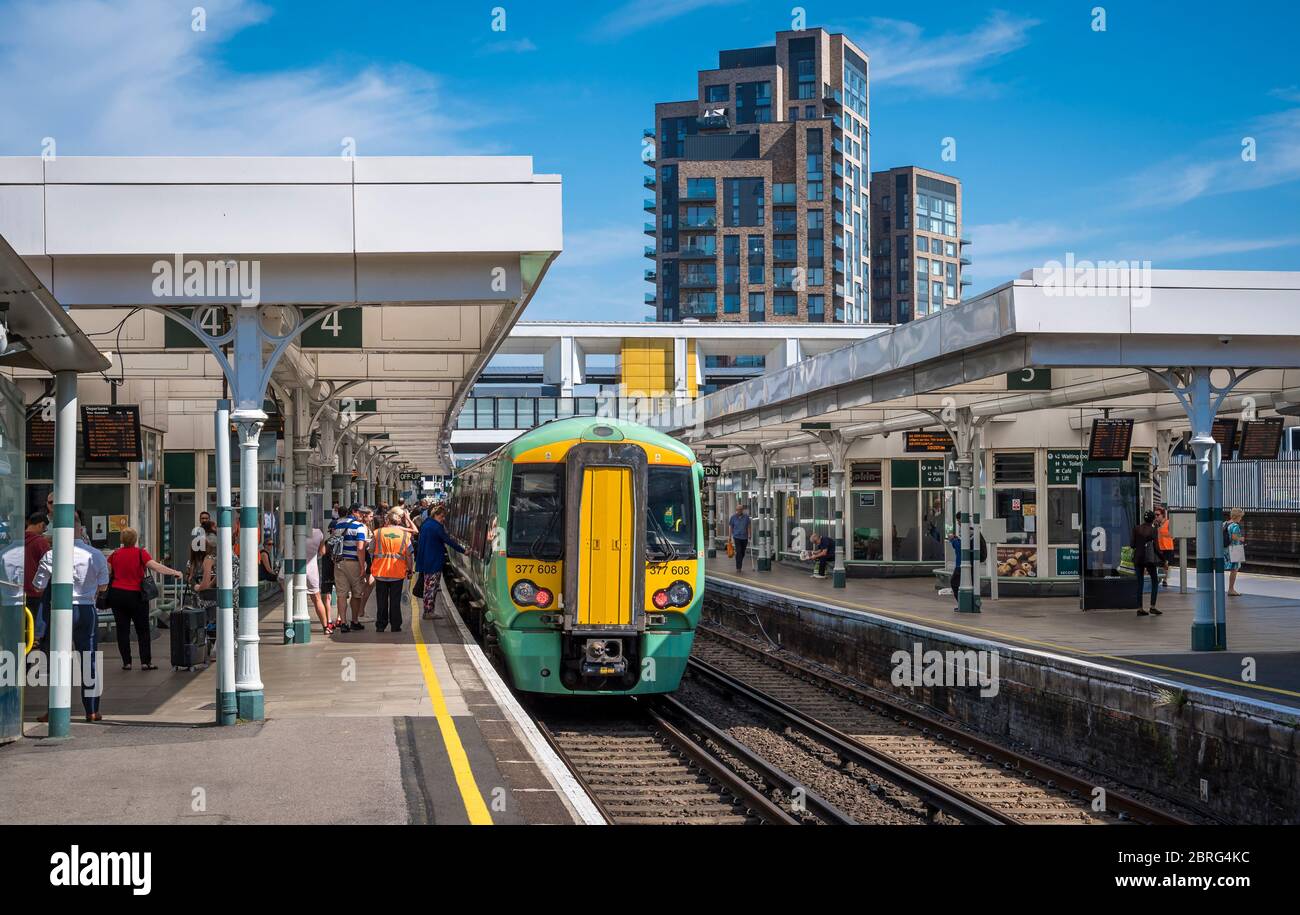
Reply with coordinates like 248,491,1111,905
333,505,371,632
303,524,330,634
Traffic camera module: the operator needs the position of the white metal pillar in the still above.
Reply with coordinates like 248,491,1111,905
46,371,78,737
293,389,312,642
214,400,237,725
281,398,297,643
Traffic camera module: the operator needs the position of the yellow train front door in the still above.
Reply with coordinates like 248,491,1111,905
577,466,633,627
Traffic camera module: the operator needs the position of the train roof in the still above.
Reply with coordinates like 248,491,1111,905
456,416,697,476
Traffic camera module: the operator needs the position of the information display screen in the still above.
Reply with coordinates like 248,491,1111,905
1238,418,1284,460
1087,418,1133,461
81,405,142,462
904,431,954,453
26,414,54,459
1211,418,1238,455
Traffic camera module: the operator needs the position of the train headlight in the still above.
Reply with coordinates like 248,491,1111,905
512,580,538,606
667,580,693,608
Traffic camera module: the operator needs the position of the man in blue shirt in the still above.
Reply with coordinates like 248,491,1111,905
728,504,751,572
416,504,466,620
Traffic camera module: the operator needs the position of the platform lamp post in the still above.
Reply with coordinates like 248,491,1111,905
45,370,78,738
927,406,987,614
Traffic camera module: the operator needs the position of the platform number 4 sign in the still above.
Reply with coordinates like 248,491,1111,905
300,307,361,348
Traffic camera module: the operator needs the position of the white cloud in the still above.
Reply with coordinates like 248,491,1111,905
841,12,1038,96
0,0,480,156
481,38,538,55
1122,106,1300,208
589,0,742,40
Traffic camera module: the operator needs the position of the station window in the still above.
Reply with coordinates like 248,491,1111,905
993,452,1038,547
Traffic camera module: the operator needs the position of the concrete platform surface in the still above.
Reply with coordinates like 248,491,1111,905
2,584,584,825
708,556,1300,708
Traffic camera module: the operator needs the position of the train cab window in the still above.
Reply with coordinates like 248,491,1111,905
507,465,564,560
646,467,697,560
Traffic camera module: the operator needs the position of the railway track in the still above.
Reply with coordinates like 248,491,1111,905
532,699,806,825
690,626,1195,826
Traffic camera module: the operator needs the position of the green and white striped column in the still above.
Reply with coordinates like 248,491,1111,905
47,371,78,738
292,388,311,643
831,468,846,588
214,400,237,725
235,417,265,720
281,404,297,644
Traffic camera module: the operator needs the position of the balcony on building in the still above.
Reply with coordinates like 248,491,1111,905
823,84,842,108
644,292,656,304
697,107,729,130
644,268,657,282
833,259,845,275
960,235,972,246
832,138,845,156
833,234,845,250
644,222,656,236
643,198,656,212
643,175,656,189
682,187,716,202
678,242,717,259
643,128,655,139
644,245,656,259
832,162,845,180
680,215,718,230
960,256,971,266
960,275,972,286
832,210,845,227
680,277,717,290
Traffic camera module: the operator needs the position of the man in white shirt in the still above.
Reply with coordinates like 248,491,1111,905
32,512,110,721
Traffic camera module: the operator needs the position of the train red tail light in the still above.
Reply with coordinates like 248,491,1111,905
653,580,693,610
652,589,671,609
534,589,553,608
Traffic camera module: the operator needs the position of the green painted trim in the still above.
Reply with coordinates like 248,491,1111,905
239,586,259,606
236,690,265,721
832,569,846,588
1196,558,1214,572
47,706,72,738
53,504,74,527
218,690,237,726
239,506,258,527
294,620,311,644
957,588,981,613
1190,622,1223,651
218,507,232,526
218,590,233,609
1196,508,1217,521
51,583,73,607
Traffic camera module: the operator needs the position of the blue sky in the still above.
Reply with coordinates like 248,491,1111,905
3,0,1298,322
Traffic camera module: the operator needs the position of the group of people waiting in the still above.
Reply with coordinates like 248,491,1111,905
1129,505,1250,616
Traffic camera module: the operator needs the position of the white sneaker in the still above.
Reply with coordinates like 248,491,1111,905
938,587,954,596
811,573,826,579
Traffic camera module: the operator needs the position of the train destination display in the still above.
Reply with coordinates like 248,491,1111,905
904,431,955,453
81,404,143,462
1087,418,1134,461
1211,417,1239,455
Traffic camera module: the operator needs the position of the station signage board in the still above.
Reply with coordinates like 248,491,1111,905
1238,418,1284,460
904,431,954,453
81,404,142,462
26,413,55,459
920,460,945,488
850,462,881,485
701,465,721,478
1047,449,1085,486
163,305,230,349
1006,368,1052,391
300,307,362,348
338,398,378,415
1087,418,1133,461
1211,417,1238,455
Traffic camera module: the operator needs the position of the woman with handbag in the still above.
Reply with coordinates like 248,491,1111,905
107,528,184,670
1225,507,1247,596
1130,511,1162,616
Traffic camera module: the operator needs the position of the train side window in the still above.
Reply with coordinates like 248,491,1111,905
507,464,564,560
647,467,697,559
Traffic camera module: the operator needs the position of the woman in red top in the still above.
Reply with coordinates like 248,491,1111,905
108,527,183,670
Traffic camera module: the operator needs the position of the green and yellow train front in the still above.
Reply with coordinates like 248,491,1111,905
448,418,703,696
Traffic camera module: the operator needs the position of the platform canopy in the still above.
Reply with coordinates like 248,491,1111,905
659,270,1300,453
0,156,563,472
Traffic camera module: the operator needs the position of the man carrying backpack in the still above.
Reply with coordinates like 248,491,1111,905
330,504,371,632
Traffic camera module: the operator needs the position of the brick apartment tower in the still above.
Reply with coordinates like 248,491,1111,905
868,166,971,324
646,29,872,324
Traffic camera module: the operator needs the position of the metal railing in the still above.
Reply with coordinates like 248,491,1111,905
455,395,692,431
1163,457,1300,511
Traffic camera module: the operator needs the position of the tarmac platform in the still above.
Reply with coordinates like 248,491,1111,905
2,584,599,825
707,556,1300,708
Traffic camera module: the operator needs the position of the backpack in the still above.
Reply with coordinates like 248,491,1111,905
327,520,349,561
1221,521,1231,550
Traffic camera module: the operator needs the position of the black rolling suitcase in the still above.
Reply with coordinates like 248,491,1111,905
170,605,206,671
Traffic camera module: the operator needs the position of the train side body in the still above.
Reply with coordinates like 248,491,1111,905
444,417,703,695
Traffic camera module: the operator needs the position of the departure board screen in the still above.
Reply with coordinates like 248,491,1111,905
1087,418,1134,461
1238,418,1284,460
904,431,954,453
81,405,143,462
26,415,54,459
1211,418,1238,455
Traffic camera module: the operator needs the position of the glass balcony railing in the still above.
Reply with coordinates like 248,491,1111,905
456,395,690,431
643,175,656,189
644,269,657,282
643,198,656,212
643,128,655,139
678,244,716,258
823,85,843,107
644,222,656,235
645,292,656,304
644,245,656,258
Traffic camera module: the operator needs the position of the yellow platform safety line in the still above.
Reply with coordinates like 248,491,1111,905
407,587,494,825
709,571,1300,702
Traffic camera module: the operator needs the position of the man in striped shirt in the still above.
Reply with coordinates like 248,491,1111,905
333,504,370,633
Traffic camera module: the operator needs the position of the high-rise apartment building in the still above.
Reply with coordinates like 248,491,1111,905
868,166,970,324
645,29,872,324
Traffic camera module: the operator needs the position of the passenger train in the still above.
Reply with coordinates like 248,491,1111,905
443,416,705,695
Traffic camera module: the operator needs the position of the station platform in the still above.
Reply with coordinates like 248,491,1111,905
707,556,1300,709
2,585,596,825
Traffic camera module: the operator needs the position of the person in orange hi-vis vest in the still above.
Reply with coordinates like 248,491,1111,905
1154,505,1175,584
371,508,414,633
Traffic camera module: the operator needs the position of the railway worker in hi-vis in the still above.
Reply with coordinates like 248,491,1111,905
371,509,415,633
415,504,466,620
